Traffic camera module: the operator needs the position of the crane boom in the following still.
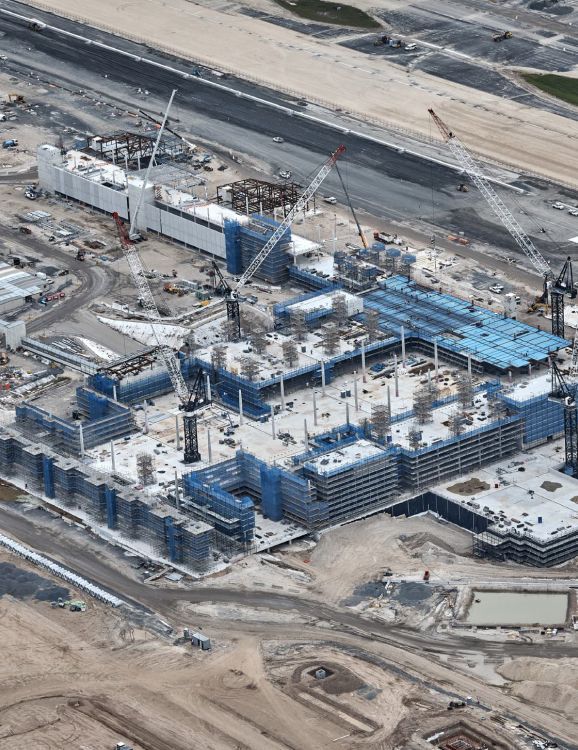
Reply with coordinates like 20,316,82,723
335,162,368,249
129,89,177,239
113,212,190,405
428,109,551,279
233,145,346,291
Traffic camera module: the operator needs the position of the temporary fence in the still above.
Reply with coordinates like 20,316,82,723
0,532,124,606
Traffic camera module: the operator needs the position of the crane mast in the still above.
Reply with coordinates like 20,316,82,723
113,213,189,403
223,145,345,339
234,145,346,290
428,109,551,281
113,89,208,464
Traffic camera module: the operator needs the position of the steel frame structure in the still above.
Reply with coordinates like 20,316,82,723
217,178,307,217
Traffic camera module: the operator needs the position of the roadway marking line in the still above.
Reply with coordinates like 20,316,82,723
0,6,525,193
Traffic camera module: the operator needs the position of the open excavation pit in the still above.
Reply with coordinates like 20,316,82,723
465,590,569,627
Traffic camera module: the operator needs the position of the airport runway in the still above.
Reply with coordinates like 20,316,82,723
0,0,577,266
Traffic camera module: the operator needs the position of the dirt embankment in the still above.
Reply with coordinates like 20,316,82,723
498,657,578,720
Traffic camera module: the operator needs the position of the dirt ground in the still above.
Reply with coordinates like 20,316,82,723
0,547,436,749
498,657,578,721
27,0,578,186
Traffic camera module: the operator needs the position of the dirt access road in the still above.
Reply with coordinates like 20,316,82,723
1,504,578,749
0,221,117,334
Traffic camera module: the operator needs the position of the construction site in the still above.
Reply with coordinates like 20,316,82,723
0,1,578,748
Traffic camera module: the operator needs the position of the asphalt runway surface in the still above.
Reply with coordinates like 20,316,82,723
1,0,578,268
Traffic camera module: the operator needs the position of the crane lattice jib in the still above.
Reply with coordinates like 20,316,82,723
113,212,189,405
428,109,551,279
234,145,346,291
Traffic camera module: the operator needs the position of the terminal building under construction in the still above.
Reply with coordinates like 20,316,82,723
4,138,576,571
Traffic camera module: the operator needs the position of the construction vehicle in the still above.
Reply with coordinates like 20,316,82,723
2,139,17,149
113,89,209,464
7,93,25,104
213,144,346,340
28,19,47,32
457,183,469,193
163,282,185,296
423,569,430,582
493,31,512,42
76,250,85,261
374,34,402,48
335,163,368,249
19,226,32,235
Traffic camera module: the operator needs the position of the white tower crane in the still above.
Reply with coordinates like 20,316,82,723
220,144,346,339
114,89,208,463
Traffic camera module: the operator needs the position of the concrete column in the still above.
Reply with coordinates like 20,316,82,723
280,374,285,410
175,415,181,451
303,418,308,449
361,343,366,383
174,470,180,510
394,353,399,398
387,385,391,415
400,325,406,367
427,370,432,389
112,384,118,402
206,374,212,402
467,354,472,377
143,400,149,434
271,404,276,438
239,389,244,425
110,441,116,473
528,363,532,375
508,370,512,384
353,375,359,411
345,402,350,425
207,429,212,463
321,360,326,396
78,423,85,458
434,338,439,379
313,390,318,426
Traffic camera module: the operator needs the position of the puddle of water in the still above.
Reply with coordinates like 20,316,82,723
466,591,568,626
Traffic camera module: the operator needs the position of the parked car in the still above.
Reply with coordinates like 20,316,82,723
273,136,284,143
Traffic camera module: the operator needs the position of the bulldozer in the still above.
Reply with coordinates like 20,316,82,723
493,31,512,42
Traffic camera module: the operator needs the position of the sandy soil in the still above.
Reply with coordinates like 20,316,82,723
498,657,578,720
1,548,422,749
27,0,578,186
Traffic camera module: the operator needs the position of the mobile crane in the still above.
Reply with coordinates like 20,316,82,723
428,109,574,338
335,162,368,249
